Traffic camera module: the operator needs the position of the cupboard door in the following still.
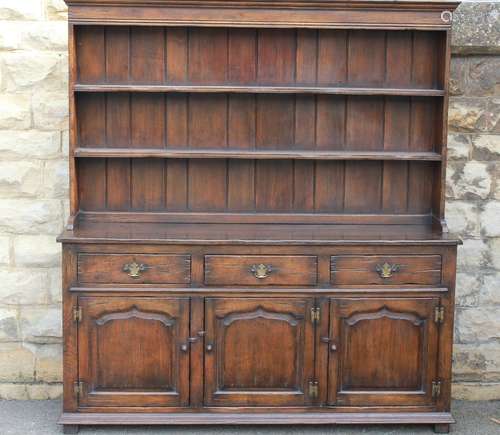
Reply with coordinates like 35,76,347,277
78,297,190,407
204,297,315,406
328,297,439,406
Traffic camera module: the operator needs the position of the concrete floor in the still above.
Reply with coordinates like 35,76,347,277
0,400,498,434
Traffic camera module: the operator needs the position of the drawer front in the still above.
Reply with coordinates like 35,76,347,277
331,255,442,285
205,255,317,286
77,254,191,284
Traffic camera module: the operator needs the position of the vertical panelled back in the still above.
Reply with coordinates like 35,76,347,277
76,93,440,153
76,27,445,89
74,24,447,223
78,158,435,215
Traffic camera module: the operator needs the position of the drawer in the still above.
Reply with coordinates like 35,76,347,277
204,255,317,286
77,254,191,284
331,255,442,285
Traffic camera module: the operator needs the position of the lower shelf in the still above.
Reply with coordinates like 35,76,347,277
59,411,455,425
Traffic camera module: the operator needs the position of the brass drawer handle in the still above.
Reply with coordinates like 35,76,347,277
375,262,400,279
123,261,148,278
250,263,273,279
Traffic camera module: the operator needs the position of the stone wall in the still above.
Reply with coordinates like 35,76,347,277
0,0,68,399
448,1,500,401
0,0,498,400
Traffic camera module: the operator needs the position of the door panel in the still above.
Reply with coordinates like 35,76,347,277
204,297,315,406
328,297,439,406
78,297,189,407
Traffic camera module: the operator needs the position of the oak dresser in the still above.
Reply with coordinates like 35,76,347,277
58,0,461,432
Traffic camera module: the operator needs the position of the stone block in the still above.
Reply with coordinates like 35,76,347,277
452,2,500,54
0,268,48,305
0,199,62,235
22,21,68,51
449,98,499,133
46,0,68,20
447,133,471,160
26,383,62,400
489,238,500,270
452,382,500,400
494,165,500,201
1,51,64,92
62,199,71,228
0,161,42,198
480,273,500,305
454,342,500,383
450,56,500,98
455,272,481,307
0,307,19,342
472,134,500,160
467,56,500,97
489,99,500,134
0,342,34,382
14,235,61,267
456,307,500,343
43,160,69,199
47,268,62,304
0,22,67,52
445,201,480,237
61,130,69,157
449,56,467,97
20,306,61,344
0,94,31,130
447,161,492,200
26,343,62,383
0,0,44,20
481,201,500,237
0,130,61,159
457,239,489,271
0,383,28,400
0,236,9,265
449,98,486,133
32,89,68,131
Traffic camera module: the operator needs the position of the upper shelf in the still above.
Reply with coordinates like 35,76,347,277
75,147,443,161
74,84,445,97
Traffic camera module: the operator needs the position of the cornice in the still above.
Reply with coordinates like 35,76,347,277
64,0,461,11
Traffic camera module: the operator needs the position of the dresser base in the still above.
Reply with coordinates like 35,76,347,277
60,411,454,432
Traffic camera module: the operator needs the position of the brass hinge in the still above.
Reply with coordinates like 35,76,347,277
434,306,444,324
73,381,84,396
311,307,320,324
73,306,82,322
308,380,319,399
432,380,442,399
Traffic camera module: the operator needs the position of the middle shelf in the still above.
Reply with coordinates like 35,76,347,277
74,147,443,161
74,84,445,97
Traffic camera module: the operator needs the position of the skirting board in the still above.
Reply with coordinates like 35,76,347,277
59,411,455,425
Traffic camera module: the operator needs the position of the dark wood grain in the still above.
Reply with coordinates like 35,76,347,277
75,26,447,89
75,148,443,161
204,255,318,286
77,158,437,217
331,255,442,285
77,253,191,284
329,298,439,406
204,297,315,406
62,0,459,431
77,296,190,407
74,84,446,96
